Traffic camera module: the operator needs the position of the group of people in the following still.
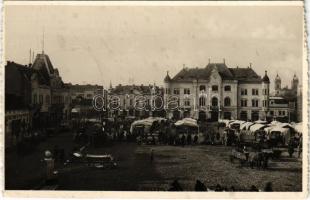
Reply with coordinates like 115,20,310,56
168,180,273,192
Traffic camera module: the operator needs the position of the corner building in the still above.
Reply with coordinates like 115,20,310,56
164,62,270,121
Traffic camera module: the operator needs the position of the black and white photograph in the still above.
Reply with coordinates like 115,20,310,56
2,1,307,197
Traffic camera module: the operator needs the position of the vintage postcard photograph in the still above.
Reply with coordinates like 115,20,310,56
2,1,307,199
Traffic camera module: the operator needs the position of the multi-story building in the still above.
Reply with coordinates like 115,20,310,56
164,61,270,121
268,96,295,122
66,83,103,101
108,84,164,118
5,51,72,144
31,52,71,126
5,61,33,148
65,84,104,122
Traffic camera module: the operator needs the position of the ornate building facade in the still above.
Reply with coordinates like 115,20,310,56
164,62,270,121
108,84,164,118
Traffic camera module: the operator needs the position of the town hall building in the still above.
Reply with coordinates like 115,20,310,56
164,61,270,121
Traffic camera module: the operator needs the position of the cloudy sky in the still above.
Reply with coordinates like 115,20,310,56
5,4,304,90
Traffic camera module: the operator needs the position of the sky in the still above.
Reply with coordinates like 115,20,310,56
4,4,304,90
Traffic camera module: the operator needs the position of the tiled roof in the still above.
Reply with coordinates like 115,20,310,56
228,67,262,83
111,84,159,95
65,83,103,90
32,53,54,82
170,63,263,83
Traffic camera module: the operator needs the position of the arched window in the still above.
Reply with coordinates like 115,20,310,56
224,97,231,107
199,96,206,106
211,97,218,107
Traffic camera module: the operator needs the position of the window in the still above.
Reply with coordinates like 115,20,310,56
165,88,171,94
252,99,259,107
184,88,190,95
241,99,247,107
199,97,206,106
262,89,268,95
252,89,259,95
224,97,231,107
262,100,267,107
184,99,190,106
241,88,247,95
33,94,37,104
129,99,133,106
39,95,43,104
173,88,180,95
45,95,50,105
224,85,231,91
199,85,206,91
270,111,274,115
212,85,218,91
211,97,218,107
279,111,286,116
86,94,92,98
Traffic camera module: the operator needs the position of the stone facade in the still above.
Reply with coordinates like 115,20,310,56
108,84,164,118
164,62,270,121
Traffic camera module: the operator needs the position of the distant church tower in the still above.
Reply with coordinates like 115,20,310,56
291,73,299,92
262,70,270,120
275,73,281,95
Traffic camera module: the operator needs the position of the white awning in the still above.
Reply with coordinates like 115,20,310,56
175,118,198,127
229,120,246,128
71,108,80,113
293,123,303,134
240,122,254,131
254,120,268,124
249,124,268,132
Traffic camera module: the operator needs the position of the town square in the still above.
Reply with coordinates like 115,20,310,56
3,3,305,193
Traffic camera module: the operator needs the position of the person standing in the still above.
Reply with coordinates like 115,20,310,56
187,134,192,145
297,135,302,158
288,139,295,158
194,134,198,145
181,134,186,147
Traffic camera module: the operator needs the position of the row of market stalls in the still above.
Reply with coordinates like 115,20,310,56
130,117,199,135
219,119,303,146
130,117,201,144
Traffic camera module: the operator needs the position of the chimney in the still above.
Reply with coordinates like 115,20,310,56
249,63,252,68
208,58,211,64
223,58,225,64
